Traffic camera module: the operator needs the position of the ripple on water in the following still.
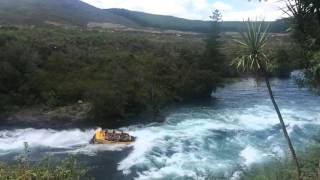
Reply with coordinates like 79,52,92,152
1,78,320,179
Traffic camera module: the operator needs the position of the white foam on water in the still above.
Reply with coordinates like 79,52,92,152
0,128,132,157
63,143,128,156
1,78,320,179
1,103,319,180
0,128,94,151
118,127,161,175
117,104,320,179
230,170,242,180
117,117,244,179
240,146,264,166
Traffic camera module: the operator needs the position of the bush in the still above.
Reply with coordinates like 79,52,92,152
0,142,91,180
0,26,223,121
273,49,292,78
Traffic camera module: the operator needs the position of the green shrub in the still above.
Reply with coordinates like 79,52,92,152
0,26,223,121
0,142,91,180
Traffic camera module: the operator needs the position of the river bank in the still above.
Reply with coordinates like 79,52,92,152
0,91,216,130
0,103,93,129
0,100,179,130
0,78,319,179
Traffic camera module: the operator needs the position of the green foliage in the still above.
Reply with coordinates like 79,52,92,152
0,26,222,120
284,0,320,88
232,19,302,179
0,40,42,110
304,51,320,91
205,9,228,79
0,143,91,179
231,20,270,72
310,52,320,84
271,49,292,78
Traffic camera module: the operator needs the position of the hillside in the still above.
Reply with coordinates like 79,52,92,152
0,0,136,26
107,9,288,33
0,0,288,32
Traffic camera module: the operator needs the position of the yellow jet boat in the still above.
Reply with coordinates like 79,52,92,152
90,129,135,145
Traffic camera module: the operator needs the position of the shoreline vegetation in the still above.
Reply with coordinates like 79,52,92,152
1,0,320,178
2,141,320,179
0,26,223,124
0,143,91,179
0,25,299,127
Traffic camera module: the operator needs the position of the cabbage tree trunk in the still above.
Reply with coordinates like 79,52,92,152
264,73,302,179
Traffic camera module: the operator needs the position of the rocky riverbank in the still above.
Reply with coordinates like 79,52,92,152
0,103,93,129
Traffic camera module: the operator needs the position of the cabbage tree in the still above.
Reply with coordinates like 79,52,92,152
232,20,302,179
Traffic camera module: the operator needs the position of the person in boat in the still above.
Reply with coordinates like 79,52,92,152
119,131,123,141
110,130,116,141
114,132,121,142
95,127,105,141
106,130,113,141
106,129,118,141
120,132,129,141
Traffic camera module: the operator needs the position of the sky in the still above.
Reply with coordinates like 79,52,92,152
80,0,287,21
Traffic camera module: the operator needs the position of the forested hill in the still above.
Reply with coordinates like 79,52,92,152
0,0,288,33
107,9,288,33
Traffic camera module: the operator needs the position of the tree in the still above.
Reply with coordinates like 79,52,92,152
274,49,291,78
207,10,221,48
283,0,320,49
210,9,222,22
284,0,320,88
286,0,320,26
206,10,227,75
232,20,302,180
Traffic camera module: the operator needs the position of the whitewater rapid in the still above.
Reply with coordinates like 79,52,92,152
0,78,320,179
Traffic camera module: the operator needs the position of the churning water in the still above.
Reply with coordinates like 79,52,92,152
1,77,320,179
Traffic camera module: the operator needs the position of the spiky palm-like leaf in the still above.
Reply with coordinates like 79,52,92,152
231,20,270,72
232,19,302,179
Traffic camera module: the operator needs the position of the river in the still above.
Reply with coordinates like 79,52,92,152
1,77,320,179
